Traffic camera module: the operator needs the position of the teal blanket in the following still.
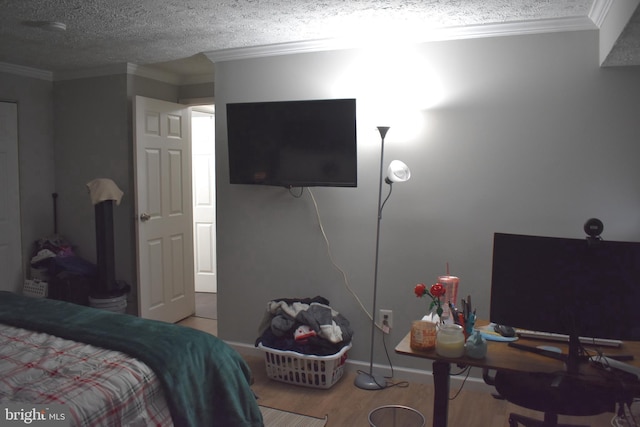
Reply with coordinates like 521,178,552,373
0,291,263,427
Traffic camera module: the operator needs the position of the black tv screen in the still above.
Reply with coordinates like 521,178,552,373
489,232,640,341
226,98,357,188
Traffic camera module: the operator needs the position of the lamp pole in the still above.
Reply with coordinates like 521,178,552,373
355,126,390,390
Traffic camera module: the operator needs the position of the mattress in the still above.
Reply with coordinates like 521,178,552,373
0,291,263,427
0,323,173,426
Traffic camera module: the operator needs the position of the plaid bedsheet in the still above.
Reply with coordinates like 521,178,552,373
0,323,173,426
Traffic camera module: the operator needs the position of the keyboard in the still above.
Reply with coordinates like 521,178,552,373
515,328,622,348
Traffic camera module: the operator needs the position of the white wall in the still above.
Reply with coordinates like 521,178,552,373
53,75,130,270
0,72,55,290
0,68,212,306
51,74,185,311
215,29,640,373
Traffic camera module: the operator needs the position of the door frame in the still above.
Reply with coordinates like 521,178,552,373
191,106,217,294
0,101,23,294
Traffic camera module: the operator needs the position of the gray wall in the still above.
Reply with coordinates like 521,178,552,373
1,67,213,303
179,82,215,102
53,74,130,274
0,72,55,292
214,29,640,371
51,74,186,311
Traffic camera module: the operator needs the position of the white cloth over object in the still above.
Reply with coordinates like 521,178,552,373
86,178,124,206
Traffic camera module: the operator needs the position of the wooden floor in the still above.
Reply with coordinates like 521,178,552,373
177,315,217,336
178,316,620,427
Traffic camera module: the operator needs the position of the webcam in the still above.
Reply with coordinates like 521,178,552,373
584,218,603,237
584,218,603,247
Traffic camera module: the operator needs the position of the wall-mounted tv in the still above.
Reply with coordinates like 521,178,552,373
226,98,357,188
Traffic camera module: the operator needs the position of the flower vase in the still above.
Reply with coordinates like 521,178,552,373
410,318,438,351
422,312,440,324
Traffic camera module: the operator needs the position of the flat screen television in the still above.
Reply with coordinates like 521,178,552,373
226,98,357,188
490,232,640,342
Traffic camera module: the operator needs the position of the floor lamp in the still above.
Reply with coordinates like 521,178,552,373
355,126,411,390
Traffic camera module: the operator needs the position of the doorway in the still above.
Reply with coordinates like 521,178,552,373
191,106,217,320
0,101,22,294
133,97,217,323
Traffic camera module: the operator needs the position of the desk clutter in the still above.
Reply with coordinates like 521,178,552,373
411,272,488,359
477,323,519,342
401,252,640,427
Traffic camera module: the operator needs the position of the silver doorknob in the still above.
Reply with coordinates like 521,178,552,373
140,213,151,222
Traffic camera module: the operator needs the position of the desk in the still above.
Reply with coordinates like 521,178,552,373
395,332,640,427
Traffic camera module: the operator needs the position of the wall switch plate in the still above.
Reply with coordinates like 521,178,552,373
380,309,393,333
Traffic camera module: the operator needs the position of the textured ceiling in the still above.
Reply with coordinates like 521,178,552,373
602,4,640,67
0,0,637,78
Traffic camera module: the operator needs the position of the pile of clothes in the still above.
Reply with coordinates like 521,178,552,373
30,235,97,282
256,296,353,356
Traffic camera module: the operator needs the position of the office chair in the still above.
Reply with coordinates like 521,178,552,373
483,369,616,427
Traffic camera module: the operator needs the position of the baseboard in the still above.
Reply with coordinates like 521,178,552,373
226,341,494,393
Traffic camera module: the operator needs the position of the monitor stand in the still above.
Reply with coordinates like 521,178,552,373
565,333,585,375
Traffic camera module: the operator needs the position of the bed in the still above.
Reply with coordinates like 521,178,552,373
0,291,263,427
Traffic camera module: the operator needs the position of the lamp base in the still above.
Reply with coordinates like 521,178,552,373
354,372,387,390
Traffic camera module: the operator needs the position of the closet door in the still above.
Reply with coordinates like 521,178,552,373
0,101,23,293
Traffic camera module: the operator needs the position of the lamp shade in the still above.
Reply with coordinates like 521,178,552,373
386,160,411,183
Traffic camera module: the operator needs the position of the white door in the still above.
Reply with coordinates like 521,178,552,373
192,108,217,293
133,96,195,322
0,102,23,294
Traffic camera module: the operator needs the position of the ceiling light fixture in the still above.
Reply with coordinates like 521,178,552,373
23,20,67,32
43,21,67,31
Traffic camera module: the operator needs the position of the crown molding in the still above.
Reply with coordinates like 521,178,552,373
205,16,598,63
0,62,53,81
589,0,613,27
53,63,129,81
205,39,349,63
53,62,212,85
126,63,182,85
54,63,174,82
1,14,604,79
129,65,213,85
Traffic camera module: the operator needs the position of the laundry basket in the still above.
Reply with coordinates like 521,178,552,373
258,343,351,389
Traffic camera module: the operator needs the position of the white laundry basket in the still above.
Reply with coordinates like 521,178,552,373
258,342,351,389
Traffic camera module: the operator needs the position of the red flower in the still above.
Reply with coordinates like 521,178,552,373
414,283,427,297
430,283,445,298
414,282,446,318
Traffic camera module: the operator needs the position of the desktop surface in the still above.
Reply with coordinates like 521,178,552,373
395,328,640,383
396,326,640,427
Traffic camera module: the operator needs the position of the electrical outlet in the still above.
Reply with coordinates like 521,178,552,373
380,309,393,333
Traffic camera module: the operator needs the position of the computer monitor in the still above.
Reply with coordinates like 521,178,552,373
490,232,640,371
